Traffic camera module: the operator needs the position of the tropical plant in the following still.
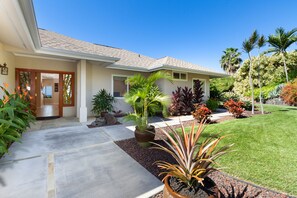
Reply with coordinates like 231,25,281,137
280,79,297,106
153,121,233,193
169,87,184,116
91,89,115,117
256,35,266,114
267,27,297,82
268,84,285,99
242,30,259,114
124,71,172,132
0,84,35,156
220,48,242,74
193,80,204,104
233,52,297,96
224,99,245,118
206,98,219,111
192,104,212,122
181,87,194,114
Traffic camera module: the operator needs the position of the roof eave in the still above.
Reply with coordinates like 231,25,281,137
37,47,120,63
149,65,229,78
18,0,41,50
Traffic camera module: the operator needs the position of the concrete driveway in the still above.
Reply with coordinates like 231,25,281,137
0,125,161,198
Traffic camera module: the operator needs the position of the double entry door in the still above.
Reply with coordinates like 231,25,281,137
15,68,75,118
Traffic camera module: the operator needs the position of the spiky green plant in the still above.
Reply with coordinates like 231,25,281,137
153,121,233,189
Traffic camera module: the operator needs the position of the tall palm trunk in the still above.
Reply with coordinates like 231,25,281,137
282,53,289,82
257,54,264,114
248,53,255,114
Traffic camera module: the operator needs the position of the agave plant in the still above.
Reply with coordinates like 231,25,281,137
153,121,233,189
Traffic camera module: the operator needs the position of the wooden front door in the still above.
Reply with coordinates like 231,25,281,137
15,68,75,118
15,69,37,115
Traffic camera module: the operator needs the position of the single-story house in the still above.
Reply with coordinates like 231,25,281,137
0,0,227,122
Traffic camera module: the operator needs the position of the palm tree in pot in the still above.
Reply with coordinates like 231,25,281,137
124,71,172,147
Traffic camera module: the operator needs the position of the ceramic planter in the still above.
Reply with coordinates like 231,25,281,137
163,176,218,198
134,125,155,147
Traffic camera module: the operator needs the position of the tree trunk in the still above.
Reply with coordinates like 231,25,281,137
257,54,264,114
248,53,254,114
282,53,289,82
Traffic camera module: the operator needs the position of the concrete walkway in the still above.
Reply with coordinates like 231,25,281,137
0,111,231,198
0,125,161,198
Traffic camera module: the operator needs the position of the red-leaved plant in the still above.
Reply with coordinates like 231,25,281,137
192,104,212,122
153,121,233,193
223,99,245,118
280,79,297,106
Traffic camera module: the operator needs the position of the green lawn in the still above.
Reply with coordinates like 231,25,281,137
195,105,297,196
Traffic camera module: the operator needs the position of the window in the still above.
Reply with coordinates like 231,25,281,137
63,73,74,105
172,71,187,80
113,76,129,97
43,86,53,98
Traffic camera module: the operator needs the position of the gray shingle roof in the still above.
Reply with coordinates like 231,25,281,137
39,29,225,76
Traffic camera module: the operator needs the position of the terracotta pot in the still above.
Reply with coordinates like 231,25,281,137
163,176,218,198
134,125,155,147
100,111,108,117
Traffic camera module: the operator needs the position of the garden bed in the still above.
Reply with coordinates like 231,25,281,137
115,106,296,197
115,138,290,198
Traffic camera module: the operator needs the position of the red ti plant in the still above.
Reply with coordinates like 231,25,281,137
192,104,212,122
169,87,185,116
223,99,245,118
280,79,297,106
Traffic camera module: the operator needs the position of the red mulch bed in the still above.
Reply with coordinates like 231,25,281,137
115,111,292,198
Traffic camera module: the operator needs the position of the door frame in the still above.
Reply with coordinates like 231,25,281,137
15,68,75,117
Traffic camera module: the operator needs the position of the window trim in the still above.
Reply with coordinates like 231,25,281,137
111,74,131,99
172,71,188,81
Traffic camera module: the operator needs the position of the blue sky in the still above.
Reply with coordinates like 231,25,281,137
34,0,297,72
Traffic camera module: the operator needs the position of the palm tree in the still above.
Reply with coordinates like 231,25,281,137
267,27,297,82
257,35,266,114
124,71,172,132
242,30,259,114
220,48,242,74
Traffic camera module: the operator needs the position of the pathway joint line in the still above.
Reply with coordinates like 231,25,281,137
47,153,56,198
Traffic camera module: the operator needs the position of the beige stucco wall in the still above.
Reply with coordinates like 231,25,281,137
87,62,149,116
0,43,16,97
15,56,77,117
156,70,210,101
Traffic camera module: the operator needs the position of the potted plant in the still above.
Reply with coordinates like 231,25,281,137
91,89,115,117
154,121,233,198
124,71,172,147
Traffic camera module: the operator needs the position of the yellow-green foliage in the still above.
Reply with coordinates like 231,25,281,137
234,51,297,97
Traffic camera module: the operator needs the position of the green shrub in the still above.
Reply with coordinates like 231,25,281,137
245,85,277,101
91,89,115,117
242,100,252,111
206,99,219,111
221,91,240,102
0,84,35,156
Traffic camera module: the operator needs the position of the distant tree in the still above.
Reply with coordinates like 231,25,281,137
257,35,266,114
220,48,242,74
267,27,297,82
242,30,259,114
